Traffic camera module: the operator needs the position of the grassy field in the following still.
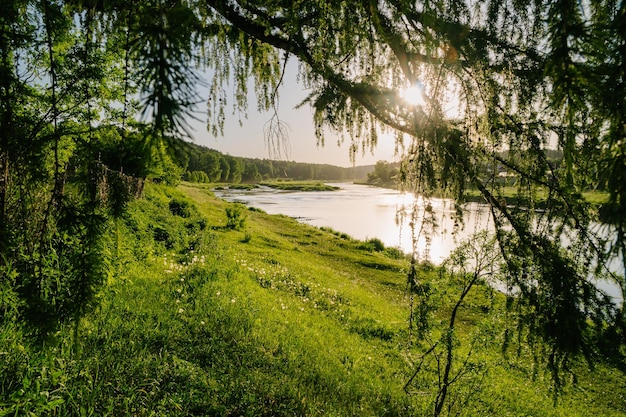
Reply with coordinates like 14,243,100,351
1,182,624,416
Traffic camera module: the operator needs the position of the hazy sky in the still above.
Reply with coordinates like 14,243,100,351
189,62,397,168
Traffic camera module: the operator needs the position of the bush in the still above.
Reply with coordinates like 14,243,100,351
360,237,385,252
384,246,406,259
225,204,247,230
169,198,193,218
132,186,210,255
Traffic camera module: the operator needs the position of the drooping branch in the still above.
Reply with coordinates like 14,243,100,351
204,2,625,381
205,0,421,136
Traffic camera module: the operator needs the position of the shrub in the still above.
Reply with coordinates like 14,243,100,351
360,237,386,252
384,246,406,259
368,238,385,251
169,198,193,218
225,204,247,230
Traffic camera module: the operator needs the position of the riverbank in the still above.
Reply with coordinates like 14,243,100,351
360,180,610,209
1,182,624,416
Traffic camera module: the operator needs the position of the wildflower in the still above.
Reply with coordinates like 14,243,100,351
200,320,205,325
178,308,184,314
216,291,221,296
231,298,236,303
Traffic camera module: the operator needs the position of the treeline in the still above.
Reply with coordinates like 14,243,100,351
363,160,401,187
178,142,374,183
363,151,567,189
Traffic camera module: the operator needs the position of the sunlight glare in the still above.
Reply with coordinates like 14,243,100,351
400,82,426,107
399,79,464,119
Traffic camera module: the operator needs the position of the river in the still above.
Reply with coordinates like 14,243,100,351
214,182,493,263
214,182,623,302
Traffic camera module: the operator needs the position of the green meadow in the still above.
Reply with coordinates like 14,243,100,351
1,182,624,416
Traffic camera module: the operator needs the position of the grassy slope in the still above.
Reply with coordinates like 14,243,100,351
2,182,624,416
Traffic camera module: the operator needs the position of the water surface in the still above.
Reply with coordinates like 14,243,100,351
214,182,492,263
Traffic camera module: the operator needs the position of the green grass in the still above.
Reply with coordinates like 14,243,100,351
227,183,259,190
259,180,340,191
0,182,624,416
464,186,609,207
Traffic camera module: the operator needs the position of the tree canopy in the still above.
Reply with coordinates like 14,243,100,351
0,0,624,397
204,0,626,379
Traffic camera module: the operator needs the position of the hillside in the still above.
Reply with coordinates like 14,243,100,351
179,141,376,183
2,182,624,416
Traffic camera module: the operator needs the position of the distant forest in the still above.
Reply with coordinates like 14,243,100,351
177,142,567,186
178,142,376,183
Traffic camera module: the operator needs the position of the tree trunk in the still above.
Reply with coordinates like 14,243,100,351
0,15,13,257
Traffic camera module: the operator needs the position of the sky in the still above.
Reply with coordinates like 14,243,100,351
188,61,398,168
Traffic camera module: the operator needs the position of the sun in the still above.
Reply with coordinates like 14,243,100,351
400,82,426,107
399,80,464,119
